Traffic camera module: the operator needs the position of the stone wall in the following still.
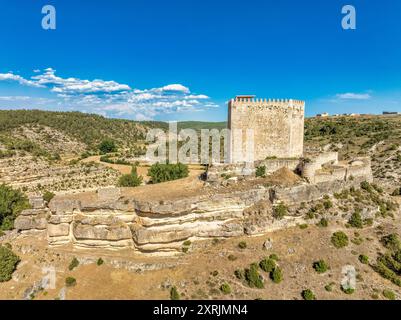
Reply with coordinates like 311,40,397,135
14,196,49,232
300,153,372,185
14,160,372,255
257,158,300,174
273,175,370,206
206,158,300,184
228,97,305,163
301,152,338,182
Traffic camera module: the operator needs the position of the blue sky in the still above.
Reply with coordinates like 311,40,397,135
1,0,401,121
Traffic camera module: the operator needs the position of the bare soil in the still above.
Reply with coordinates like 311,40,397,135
2,212,400,300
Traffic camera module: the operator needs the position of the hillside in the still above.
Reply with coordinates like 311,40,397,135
0,110,165,155
1,111,401,301
0,110,228,156
1,110,401,194
304,115,401,192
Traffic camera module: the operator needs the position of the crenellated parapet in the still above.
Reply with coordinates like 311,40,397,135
230,97,305,110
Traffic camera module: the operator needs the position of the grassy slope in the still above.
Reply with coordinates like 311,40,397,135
304,115,401,191
178,121,227,131
0,110,167,150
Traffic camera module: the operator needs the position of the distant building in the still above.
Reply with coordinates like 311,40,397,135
383,111,400,115
342,113,359,117
316,112,329,118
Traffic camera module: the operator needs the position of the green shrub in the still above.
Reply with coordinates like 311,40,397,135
348,211,363,229
372,260,401,287
273,204,287,220
42,191,55,203
301,289,316,300
305,210,316,220
323,199,333,209
341,286,355,294
372,184,383,194
331,232,349,249
364,218,373,227
381,234,401,251
361,181,374,193
270,267,283,284
358,254,369,265
0,184,30,230
238,241,247,249
170,286,180,300
99,139,117,154
97,258,104,266
65,277,76,287
0,184,30,231
313,260,329,273
234,269,245,280
0,149,15,159
118,167,143,187
255,166,266,178
299,224,308,229
148,163,189,184
220,283,231,295
259,258,276,273
317,218,328,227
245,263,264,288
269,254,279,261
325,283,334,292
68,257,79,271
371,293,379,300
0,245,20,282
391,188,401,196
383,289,396,300
351,236,364,245
228,255,237,261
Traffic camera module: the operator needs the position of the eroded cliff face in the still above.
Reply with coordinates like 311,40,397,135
45,187,266,253
14,172,372,254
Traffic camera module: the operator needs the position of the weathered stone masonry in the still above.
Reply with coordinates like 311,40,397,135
228,97,305,163
15,156,372,254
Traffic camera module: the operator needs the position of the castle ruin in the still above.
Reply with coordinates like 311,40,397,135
228,96,305,163
14,96,374,255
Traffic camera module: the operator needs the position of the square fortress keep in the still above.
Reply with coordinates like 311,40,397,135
228,96,305,163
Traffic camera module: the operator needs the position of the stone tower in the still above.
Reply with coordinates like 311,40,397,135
228,96,305,163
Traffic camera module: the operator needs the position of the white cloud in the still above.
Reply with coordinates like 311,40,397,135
0,68,218,119
159,84,190,93
30,68,131,94
336,93,372,100
0,96,30,101
185,94,209,99
0,73,43,88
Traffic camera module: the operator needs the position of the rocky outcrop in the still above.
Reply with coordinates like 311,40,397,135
14,196,49,231
16,159,374,254
273,175,371,206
